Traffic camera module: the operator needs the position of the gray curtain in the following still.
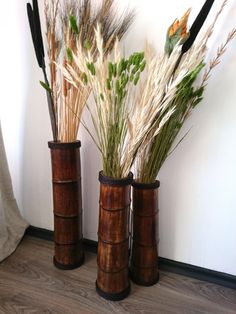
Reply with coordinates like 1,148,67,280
0,123,28,262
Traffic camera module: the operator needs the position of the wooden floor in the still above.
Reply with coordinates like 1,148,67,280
0,237,236,314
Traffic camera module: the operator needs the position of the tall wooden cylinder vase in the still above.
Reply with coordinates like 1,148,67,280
96,171,133,301
48,141,84,270
130,180,160,286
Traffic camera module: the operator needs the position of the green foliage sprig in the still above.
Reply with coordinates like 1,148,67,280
103,53,145,178
138,62,205,183
81,51,145,178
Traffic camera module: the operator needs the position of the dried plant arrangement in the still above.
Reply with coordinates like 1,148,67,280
63,25,185,179
135,0,236,184
63,26,145,178
129,0,236,288
27,0,134,142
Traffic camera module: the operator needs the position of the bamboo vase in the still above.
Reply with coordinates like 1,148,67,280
130,180,160,286
48,141,84,269
96,171,133,301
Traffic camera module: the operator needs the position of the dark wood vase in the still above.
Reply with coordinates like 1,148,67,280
48,141,84,270
130,180,160,286
96,171,133,301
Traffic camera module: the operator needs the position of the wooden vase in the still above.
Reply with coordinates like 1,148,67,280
130,180,160,286
96,171,133,301
48,141,84,269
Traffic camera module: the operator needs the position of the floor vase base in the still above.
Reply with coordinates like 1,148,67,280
96,281,130,301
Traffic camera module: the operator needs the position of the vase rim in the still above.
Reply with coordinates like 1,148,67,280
132,180,160,189
48,140,81,149
99,171,133,186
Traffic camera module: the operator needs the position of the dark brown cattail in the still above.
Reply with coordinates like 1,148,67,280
182,0,215,53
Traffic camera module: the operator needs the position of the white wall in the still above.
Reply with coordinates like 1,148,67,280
1,0,236,275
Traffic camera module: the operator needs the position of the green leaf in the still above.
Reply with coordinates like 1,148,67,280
40,81,51,92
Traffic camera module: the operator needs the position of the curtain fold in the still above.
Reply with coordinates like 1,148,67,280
0,123,28,262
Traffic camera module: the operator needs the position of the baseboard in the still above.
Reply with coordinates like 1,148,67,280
25,226,236,290
158,258,236,290
26,225,53,241
25,226,98,254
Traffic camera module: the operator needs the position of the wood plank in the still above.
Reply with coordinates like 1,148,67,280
0,236,235,314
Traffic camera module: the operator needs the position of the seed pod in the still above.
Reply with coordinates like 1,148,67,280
113,63,117,77
127,61,131,72
134,55,140,66
121,73,126,83
139,52,145,62
86,62,91,71
132,55,137,65
124,76,129,86
115,80,120,94
118,63,123,76
117,91,123,104
84,39,91,50
100,93,105,101
134,72,140,85
140,60,146,72
132,66,139,75
128,55,134,66
121,74,129,88
123,60,128,70
87,62,96,75
69,15,79,34
108,63,113,79
82,72,88,85
118,58,125,76
66,48,73,63
106,78,111,90
90,63,96,76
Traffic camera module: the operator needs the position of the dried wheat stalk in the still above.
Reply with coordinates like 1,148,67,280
202,28,236,85
44,0,134,142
